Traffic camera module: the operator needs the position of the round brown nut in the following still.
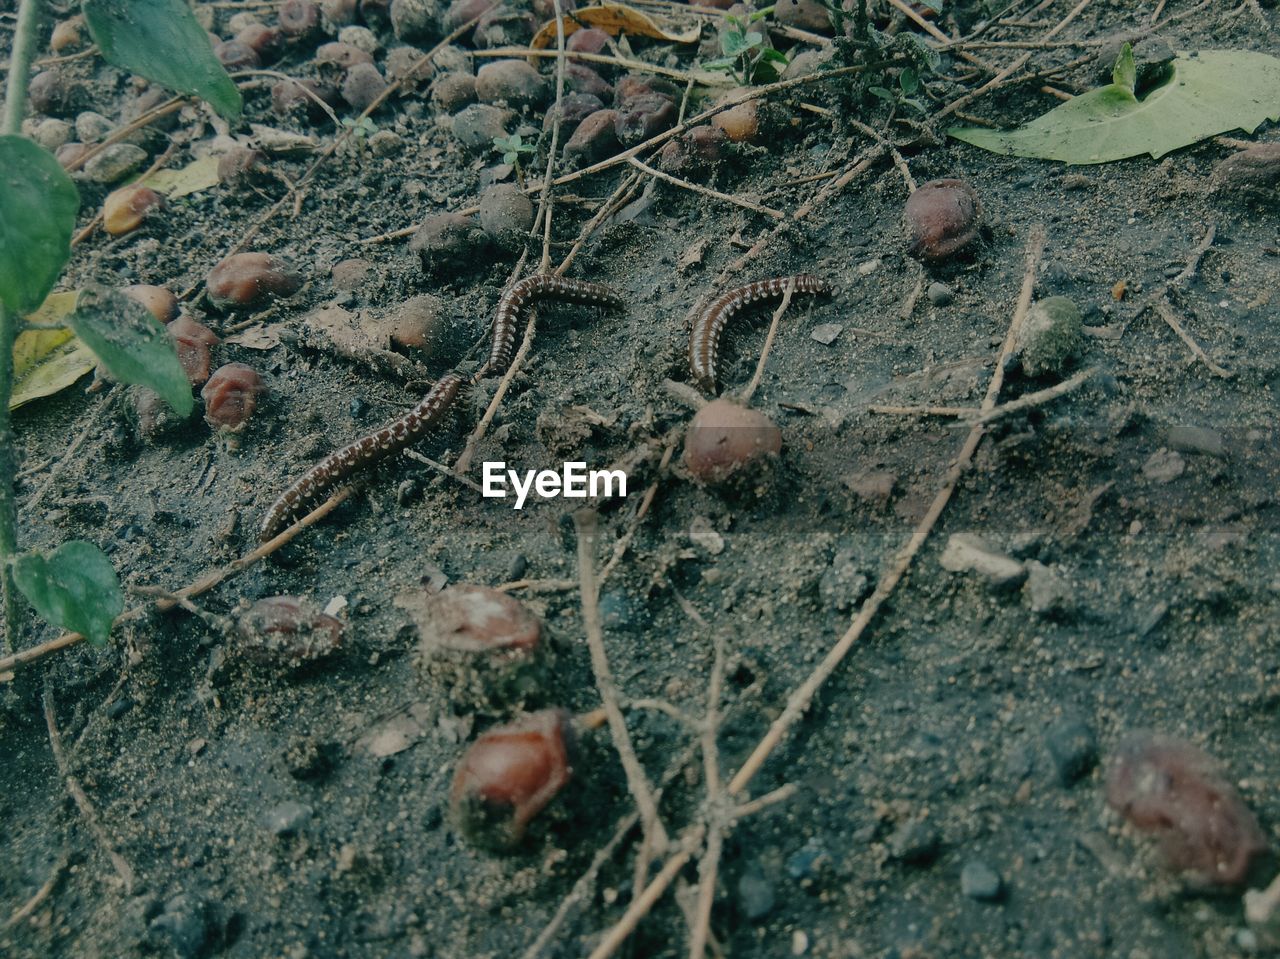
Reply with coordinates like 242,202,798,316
278,0,323,38
29,69,85,117
904,178,982,261
563,108,621,166
238,22,284,61
473,6,535,48
683,398,782,484
121,284,179,324
711,100,759,143
341,62,387,111
202,362,267,429
474,59,550,110
214,38,261,70
103,185,164,236
50,17,86,54
431,72,477,112
168,315,221,386
565,62,611,100
408,213,490,279
450,709,574,850
316,40,375,70
206,252,303,311
235,596,344,664
566,27,609,56
271,78,342,121
614,94,675,147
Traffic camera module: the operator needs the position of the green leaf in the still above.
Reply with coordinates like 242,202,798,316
948,49,1280,165
900,66,920,94
67,287,194,416
759,48,789,65
1112,42,1136,93
82,0,242,121
0,137,80,316
10,291,97,410
10,541,124,648
721,29,748,56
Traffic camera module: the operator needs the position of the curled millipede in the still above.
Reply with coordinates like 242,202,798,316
481,274,625,379
259,372,467,542
689,274,834,393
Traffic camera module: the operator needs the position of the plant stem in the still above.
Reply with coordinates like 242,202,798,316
0,304,21,655
3,0,44,137
0,0,43,652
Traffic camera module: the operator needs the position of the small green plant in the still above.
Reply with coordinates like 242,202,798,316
492,133,537,181
342,115,378,140
867,65,927,115
706,8,788,86
0,0,240,657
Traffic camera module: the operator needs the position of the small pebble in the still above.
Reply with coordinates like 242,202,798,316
368,129,403,155
83,143,147,184
960,859,1003,901
939,533,1026,590
74,110,112,143
888,819,940,864
1017,296,1083,377
431,72,477,112
1168,425,1225,458
148,895,212,959
927,281,953,306
474,59,549,110
738,869,775,920
450,103,516,152
1023,560,1073,618
1142,448,1185,484
1044,717,1097,786
31,117,72,151
478,182,534,246
262,800,313,836
331,257,374,290
409,212,490,279
810,323,842,345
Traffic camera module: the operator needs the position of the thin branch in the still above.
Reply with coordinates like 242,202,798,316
627,155,785,219
738,277,796,404
43,686,135,893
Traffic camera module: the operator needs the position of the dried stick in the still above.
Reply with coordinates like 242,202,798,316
587,226,1048,959
574,510,669,856
738,277,796,404
627,156,785,219
688,627,727,959
536,0,570,273
2,847,68,930
847,118,916,192
1148,297,1233,378
43,686,135,893
1134,224,1231,378
962,365,1101,426
870,402,975,417
0,486,354,676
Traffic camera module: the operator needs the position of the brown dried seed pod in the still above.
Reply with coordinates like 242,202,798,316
216,146,267,185
50,16,87,54
904,178,982,261
563,108,621,166
711,100,760,143
206,252,303,311
614,94,675,147
103,184,164,236
214,39,261,71
235,596,344,664
565,62,612,100
278,0,323,39
567,27,609,56
450,709,574,850
201,363,267,429
168,316,221,386
121,284,179,324
683,398,782,484
315,40,375,70
1211,142,1280,195
237,22,284,61
271,78,342,121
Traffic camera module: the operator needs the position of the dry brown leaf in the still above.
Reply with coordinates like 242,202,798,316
531,1,700,49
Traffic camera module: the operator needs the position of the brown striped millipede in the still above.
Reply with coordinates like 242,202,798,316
481,274,625,379
689,275,834,393
259,371,467,542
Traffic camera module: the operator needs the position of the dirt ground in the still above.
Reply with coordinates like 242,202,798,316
3,0,1280,956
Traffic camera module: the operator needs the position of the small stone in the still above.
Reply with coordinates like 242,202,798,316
474,59,549,109
431,72,476,112
1142,448,1185,484
1211,143,1280,196
791,930,810,955
262,800,313,836
1023,560,1073,617
1044,717,1097,786
927,281,953,306
342,62,387,112
331,257,374,289
368,129,403,156
738,868,775,920
83,143,147,184
74,110,112,143
773,0,831,31
960,860,1003,900
888,819,940,864
844,470,895,507
856,258,880,276
338,24,380,52
105,696,134,719
31,117,72,151
810,323,842,345
786,841,834,881
149,895,212,959
391,0,439,41
819,547,868,612
450,103,515,152
409,212,490,279
477,182,534,245
939,533,1026,589
1168,425,1224,458
1017,296,1083,377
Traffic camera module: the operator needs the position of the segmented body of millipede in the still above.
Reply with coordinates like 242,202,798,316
481,274,624,379
259,275,622,541
689,275,834,393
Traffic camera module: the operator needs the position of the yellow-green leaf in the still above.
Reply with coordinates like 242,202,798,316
138,155,220,198
531,2,701,49
10,291,97,410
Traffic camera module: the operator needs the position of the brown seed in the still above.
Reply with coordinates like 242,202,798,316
1211,142,1280,195
235,596,344,664
50,16,86,53
711,100,759,143
315,40,375,70
206,252,303,311
430,72,477,112
237,22,284,61
103,184,164,236
271,78,342,121
565,62,612,100
473,6,536,48
29,69,84,117
202,362,267,429
563,108,621,167
772,0,831,32
614,74,678,108
450,709,574,850
214,38,261,71
542,92,604,137
445,0,501,28
658,124,727,175
321,0,361,24
904,178,982,261
121,284,179,324
168,315,221,386
408,213,490,279
216,146,267,185
614,94,675,147
683,398,782,484
341,62,387,111
478,183,535,245
474,59,550,110
415,584,541,654
55,141,89,169
278,0,323,38
567,27,609,56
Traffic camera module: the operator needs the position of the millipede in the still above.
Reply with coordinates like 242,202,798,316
689,274,834,393
259,371,467,541
481,274,625,379
260,274,624,540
